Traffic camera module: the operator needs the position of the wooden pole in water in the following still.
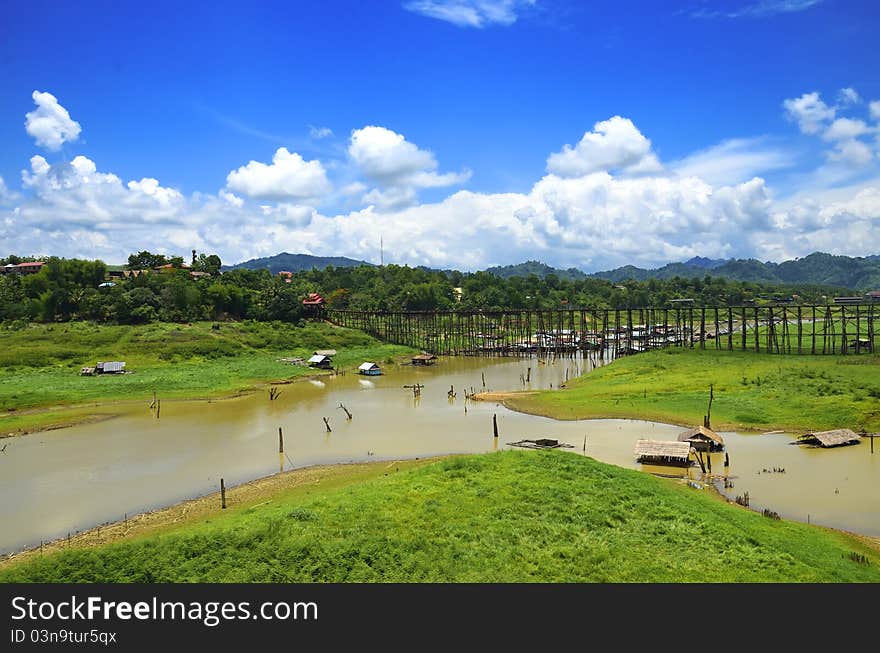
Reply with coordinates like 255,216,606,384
583,435,587,452
156,399,160,419
493,413,498,439
323,417,332,432
220,478,226,509
278,427,284,454
482,372,486,388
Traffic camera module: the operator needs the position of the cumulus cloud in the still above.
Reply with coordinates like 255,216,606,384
25,91,82,151
547,116,663,177
783,91,836,134
826,139,873,167
348,126,470,209
822,117,870,142
3,103,880,273
402,0,534,28
783,88,879,170
225,147,331,201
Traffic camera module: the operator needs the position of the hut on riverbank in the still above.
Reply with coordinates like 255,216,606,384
635,440,693,466
796,429,861,448
678,425,725,452
412,353,437,366
307,354,333,369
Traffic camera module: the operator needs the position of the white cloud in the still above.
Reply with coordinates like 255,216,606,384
837,87,861,105
547,116,663,177
822,117,870,142
402,0,534,28
672,137,793,186
24,91,82,151
225,147,331,201
309,125,333,139
0,176,17,205
826,139,873,167
348,126,470,209
3,111,880,273
870,101,880,122
219,190,244,207
783,92,836,134
693,0,823,19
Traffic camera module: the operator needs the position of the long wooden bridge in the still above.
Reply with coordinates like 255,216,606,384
327,304,879,357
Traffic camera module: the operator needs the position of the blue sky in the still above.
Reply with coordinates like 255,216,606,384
1,0,879,270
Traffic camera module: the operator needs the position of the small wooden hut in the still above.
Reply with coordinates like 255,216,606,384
677,425,725,452
796,429,862,448
307,354,333,369
634,439,693,466
96,361,126,374
412,353,437,366
358,362,382,376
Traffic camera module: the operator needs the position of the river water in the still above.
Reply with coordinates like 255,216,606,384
1,354,877,554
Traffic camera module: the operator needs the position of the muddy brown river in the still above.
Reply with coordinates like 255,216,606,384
1,354,877,554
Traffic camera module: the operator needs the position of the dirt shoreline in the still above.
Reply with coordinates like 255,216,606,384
0,456,445,570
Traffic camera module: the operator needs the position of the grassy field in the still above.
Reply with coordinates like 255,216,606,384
0,321,415,434
505,347,880,432
1,450,877,582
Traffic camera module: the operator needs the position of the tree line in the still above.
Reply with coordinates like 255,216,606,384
0,251,857,326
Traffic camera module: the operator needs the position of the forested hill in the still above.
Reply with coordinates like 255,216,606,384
591,252,880,290
225,253,373,275
484,261,588,281
483,253,880,291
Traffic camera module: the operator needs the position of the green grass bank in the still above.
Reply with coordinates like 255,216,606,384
505,347,880,433
0,320,415,434
1,450,877,582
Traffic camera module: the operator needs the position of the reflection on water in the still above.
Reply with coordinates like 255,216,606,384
1,352,877,554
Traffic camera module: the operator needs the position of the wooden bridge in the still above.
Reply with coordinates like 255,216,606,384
327,304,879,357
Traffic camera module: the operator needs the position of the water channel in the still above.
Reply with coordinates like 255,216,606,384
1,353,877,554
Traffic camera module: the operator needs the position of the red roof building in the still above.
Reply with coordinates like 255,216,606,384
302,292,325,306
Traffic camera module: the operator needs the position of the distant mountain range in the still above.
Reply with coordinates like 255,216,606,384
227,251,880,291
225,252,374,274
483,253,880,290
590,252,880,290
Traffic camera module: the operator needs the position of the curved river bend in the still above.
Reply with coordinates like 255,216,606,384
1,354,877,554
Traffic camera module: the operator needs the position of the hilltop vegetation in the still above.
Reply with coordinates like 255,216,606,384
1,250,872,327
2,451,877,582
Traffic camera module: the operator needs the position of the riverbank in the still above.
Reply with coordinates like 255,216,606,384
0,456,440,572
2,450,878,582
0,320,416,435
483,348,880,433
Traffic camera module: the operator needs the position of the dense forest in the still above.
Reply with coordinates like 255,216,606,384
0,251,864,326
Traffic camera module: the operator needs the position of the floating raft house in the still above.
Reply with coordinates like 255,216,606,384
796,429,862,448
412,353,438,366
677,425,725,452
634,439,693,466
358,362,382,376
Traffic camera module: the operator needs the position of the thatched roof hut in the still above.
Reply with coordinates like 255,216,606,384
634,439,693,466
677,425,725,451
797,429,862,448
412,353,437,365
